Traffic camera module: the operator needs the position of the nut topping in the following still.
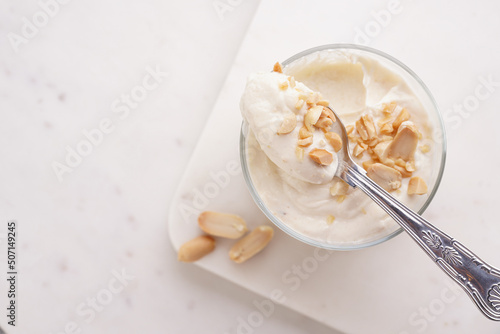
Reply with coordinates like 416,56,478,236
321,107,336,122
356,114,377,141
295,98,305,110
336,195,346,203
367,163,402,192
373,141,391,161
362,159,376,170
315,116,333,131
420,144,431,153
306,92,321,107
273,62,283,73
380,122,393,135
330,179,349,196
295,146,304,161
353,144,365,157
408,177,428,195
325,132,343,152
277,113,297,135
297,136,313,147
309,148,334,165
392,107,410,131
405,160,416,172
304,105,323,132
327,215,336,224
346,125,354,135
298,126,312,139
382,101,398,114
393,164,413,178
386,121,419,162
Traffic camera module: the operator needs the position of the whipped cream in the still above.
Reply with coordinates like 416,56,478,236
241,49,436,246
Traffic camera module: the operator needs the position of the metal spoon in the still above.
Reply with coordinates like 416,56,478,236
327,106,500,321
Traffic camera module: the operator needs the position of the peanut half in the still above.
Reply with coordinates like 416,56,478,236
198,211,248,239
229,226,274,264
178,235,215,263
298,126,312,139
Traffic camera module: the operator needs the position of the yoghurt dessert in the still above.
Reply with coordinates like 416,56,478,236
240,47,442,247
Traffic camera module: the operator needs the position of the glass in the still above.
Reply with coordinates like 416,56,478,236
240,44,447,250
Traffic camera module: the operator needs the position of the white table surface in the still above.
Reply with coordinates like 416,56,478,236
1,0,500,333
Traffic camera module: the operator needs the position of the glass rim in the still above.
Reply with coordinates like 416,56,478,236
240,43,447,251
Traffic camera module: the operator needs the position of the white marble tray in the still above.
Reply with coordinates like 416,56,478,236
168,1,500,332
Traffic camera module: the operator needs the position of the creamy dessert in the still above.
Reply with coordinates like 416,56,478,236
241,49,436,246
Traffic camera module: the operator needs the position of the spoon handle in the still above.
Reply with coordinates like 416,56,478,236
342,162,500,321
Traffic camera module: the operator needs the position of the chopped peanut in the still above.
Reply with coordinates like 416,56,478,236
393,164,413,178
299,126,312,139
336,195,346,203
392,108,410,131
315,116,333,131
330,180,349,196
420,144,431,153
273,62,282,73
386,122,419,162
356,114,377,141
321,107,336,122
408,177,428,195
309,148,334,165
278,81,288,90
367,163,402,192
382,101,398,114
325,132,343,152
298,136,313,147
295,146,304,161
353,144,365,157
277,114,297,135
295,98,305,110
346,125,354,135
304,106,323,132
306,92,321,107
362,160,376,171
380,122,393,135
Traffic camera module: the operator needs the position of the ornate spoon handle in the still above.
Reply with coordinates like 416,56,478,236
341,162,500,321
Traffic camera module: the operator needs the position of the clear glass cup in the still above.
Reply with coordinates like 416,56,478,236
240,44,447,250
